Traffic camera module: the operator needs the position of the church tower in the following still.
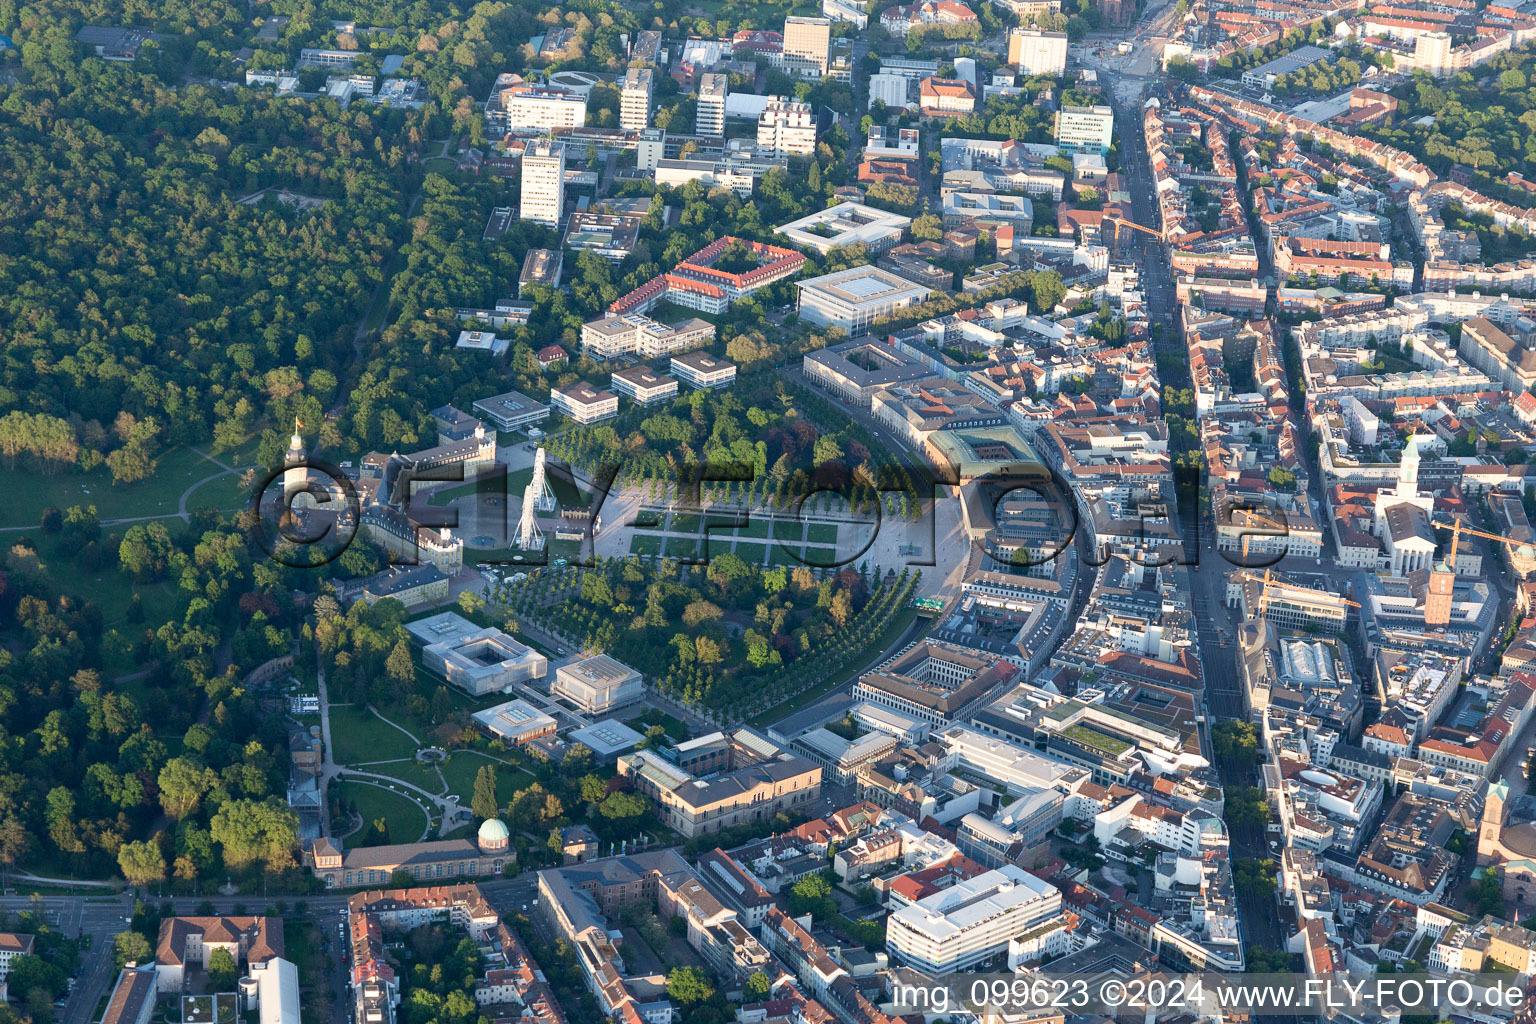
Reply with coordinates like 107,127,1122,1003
283,418,308,501
1479,780,1509,867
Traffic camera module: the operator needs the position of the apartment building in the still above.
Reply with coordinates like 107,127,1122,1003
520,139,565,229
609,366,678,405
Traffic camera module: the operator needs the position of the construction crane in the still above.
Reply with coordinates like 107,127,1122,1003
1431,518,1536,570
1103,213,1164,242
1232,568,1360,621
1234,507,1289,564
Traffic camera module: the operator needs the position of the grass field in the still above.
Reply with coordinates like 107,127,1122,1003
717,517,768,539
0,445,250,528
736,542,767,564
807,523,839,545
670,513,702,534
666,537,704,561
328,705,419,764
440,752,534,806
768,544,803,566
629,534,664,556
334,779,430,846
772,519,804,542
361,758,445,794
801,546,838,567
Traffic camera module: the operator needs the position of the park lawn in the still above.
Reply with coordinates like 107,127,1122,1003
767,544,803,567
440,752,534,806
665,537,704,561
629,534,664,557
0,445,243,528
736,542,767,564
328,705,420,764
38,527,180,626
423,156,456,173
334,779,430,846
716,516,769,540
669,513,702,534
772,518,805,542
361,758,445,794
807,523,839,545
182,470,249,514
800,546,839,567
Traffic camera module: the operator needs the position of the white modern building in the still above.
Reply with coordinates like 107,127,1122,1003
246,957,301,1024
1008,29,1068,76
1054,105,1114,156
500,84,587,130
823,0,871,28
580,313,715,359
521,138,565,229
777,202,913,255
553,654,644,714
621,67,653,131
610,366,679,405
870,73,913,110
550,382,620,424
886,864,1063,971
796,265,934,334
758,98,817,158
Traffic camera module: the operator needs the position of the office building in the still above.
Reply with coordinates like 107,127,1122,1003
783,15,832,74
471,698,559,746
550,382,620,424
886,864,1063,971
670,351,738,390
618,730,821,838
553,654,644,714
620,67,653,130
1008,29,1068,75
155,917,284,993
580,313,715,359
796,265,934,334
777,201,912,255
698,73,728,135
519,248,563,295
245,958,301,1024
520,138,565,229
758,98,817,158
499,84,587,130
1054,105,1114,156
823,0,871,28
610,366,679,405
870,73,913,109
472,389,550,432
101,968,157,1024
